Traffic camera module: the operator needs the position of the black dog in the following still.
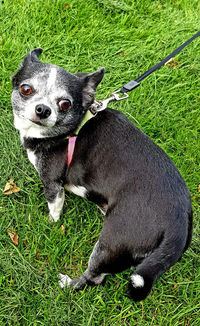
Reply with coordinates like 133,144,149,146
11,49,192,301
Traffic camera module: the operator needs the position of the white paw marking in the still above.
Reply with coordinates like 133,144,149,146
131,274,144,288
48,192,65,222
65,185,87,198
58,273,72,289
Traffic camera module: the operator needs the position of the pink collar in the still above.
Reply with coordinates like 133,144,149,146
67,136,77,166
66,110,95,166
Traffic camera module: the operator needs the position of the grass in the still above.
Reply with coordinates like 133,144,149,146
0,0,200,324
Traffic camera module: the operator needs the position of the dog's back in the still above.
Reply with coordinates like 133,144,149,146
66,108,192,301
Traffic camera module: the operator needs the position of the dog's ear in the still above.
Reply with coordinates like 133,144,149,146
78,68,105,108
21,48,43,66
12,48,43,86
77,67,105,88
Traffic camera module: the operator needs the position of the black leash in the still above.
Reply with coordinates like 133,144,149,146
120,30,200,94
91,30,200,114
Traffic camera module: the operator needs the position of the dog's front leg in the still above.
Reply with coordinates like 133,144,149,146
44,184,65,222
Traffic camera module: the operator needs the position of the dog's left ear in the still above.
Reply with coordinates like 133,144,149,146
83,67,105,89
12,48,43,86
22,48,43,65
78,68,105,108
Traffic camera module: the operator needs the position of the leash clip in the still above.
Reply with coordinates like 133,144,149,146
90,90,129,114
112,90,129,101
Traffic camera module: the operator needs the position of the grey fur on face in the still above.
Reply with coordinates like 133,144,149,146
11,48,105,139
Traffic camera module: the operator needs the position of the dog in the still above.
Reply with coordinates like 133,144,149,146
11,48,193,301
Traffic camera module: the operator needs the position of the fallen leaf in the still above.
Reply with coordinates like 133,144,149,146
165,58,179,68
7,230,18,246
172,283,178,290
3,179,20,195
198,184,200,193
61,224,66,234
120,51,125,55
63,3,72,10
161,129,166,140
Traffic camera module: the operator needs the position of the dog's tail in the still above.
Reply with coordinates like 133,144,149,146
128,272,155,302
128,232,187,301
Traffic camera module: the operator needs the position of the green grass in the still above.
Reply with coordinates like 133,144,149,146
0,0,200,324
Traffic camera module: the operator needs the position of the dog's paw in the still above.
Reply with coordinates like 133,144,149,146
58,273,72,289
48,214,60,223
58,273,87,290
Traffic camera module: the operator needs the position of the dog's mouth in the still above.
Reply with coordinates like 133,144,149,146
29,117,55,128
30,119,45,126
14,112,55,129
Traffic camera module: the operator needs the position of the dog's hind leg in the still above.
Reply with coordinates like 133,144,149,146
58,241,108,290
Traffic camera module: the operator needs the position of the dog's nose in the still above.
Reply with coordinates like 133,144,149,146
35,104,51,119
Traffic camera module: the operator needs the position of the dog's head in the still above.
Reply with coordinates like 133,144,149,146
11,48,105,139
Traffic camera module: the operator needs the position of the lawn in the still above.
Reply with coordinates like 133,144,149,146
0,0,200,325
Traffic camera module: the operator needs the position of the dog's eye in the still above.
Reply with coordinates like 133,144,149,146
58,99,71,110
20,84,33,96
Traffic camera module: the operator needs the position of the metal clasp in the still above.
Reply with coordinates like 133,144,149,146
90,90,129,115
112,90,129,101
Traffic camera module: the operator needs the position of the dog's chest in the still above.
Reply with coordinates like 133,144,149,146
26,148,87,195
26,144,107,214
27,149,37,169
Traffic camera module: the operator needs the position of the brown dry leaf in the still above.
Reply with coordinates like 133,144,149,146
161,129,166,140
3,179,20,195
61,224,66,234
165,58,179,68
63,3,72,10
172,283,178,290
120,51,125,55
7,230,18,246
